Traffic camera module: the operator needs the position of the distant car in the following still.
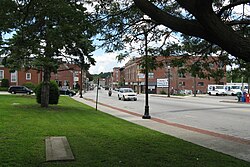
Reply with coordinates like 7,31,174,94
118,88,137,101
59,89,76,96
179,89,192,95
8,86,33,95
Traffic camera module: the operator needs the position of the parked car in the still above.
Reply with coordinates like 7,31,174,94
118,88,137,101
8,86,33,95
178,89,192,95
59,88,76,96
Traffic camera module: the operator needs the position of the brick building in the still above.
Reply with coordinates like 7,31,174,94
50,63,83,89
0,66,41,86
112,67,120,88
0,57,85,89
112,67,125,89
115,56,227,94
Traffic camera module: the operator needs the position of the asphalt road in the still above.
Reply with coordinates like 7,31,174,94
83,88,250,140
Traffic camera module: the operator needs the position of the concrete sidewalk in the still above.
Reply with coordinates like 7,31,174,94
72,96,250,162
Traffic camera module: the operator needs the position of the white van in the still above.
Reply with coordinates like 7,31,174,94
225,85,241,96
225,83,248,95
207,85,227,96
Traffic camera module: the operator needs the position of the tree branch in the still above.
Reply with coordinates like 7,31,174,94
226,19,250,26
133,0,250,62
133,0,207,39
217,0,250,16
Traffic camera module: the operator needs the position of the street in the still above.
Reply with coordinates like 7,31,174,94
83,88,250,140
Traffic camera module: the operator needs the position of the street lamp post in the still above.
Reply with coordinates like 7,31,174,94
79,67,83,98
167,65,170,97
137,70,140,94
241,68,246,93
142,26,151,119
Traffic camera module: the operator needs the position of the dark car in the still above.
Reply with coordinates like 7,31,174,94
59,89,76,96
8,86,33,95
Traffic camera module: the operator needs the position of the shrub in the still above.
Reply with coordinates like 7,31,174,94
0,87,8,91
36,81,60,105
49,81,60,104
160,90,167,94
23,82,36,91
1,79,9,87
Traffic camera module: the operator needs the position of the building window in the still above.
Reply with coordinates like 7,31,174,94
197,82,204,86
0,70,4,80
179,81,185,86
11,71,17,82
26,73,31,80
148,73,154,78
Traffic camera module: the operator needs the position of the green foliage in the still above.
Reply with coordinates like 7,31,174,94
140,56,162,73
86,71,93,81
22,82,36,91
2,0,96,71
92,72,112,81
1,78,9,87
49,81,60,104
160,90,166,94
36,84,42,103
210,69,225,84
36,81,59,105
0,87,8,91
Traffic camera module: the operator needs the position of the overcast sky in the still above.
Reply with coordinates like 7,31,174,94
89,48,130,74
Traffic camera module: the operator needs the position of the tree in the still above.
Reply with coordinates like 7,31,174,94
92,0,250,62
133,0,250,62
1,0,96,107
75,55,95,98
228,58,250,93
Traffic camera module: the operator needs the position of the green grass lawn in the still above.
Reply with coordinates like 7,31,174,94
0,95,249,167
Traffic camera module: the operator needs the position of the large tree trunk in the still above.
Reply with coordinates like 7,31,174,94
41,68,51,108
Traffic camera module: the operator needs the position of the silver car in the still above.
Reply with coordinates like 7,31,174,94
118,88,137,101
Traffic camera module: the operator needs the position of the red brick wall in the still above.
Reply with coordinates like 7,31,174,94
1,63,81,89
0,67,41,86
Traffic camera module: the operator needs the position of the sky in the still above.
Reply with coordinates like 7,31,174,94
89,48,130,74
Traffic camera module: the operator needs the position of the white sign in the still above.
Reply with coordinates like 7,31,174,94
157,78,168,87
74,77,79,82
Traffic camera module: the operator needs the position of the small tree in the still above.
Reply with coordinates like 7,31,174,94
36,81,59,105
